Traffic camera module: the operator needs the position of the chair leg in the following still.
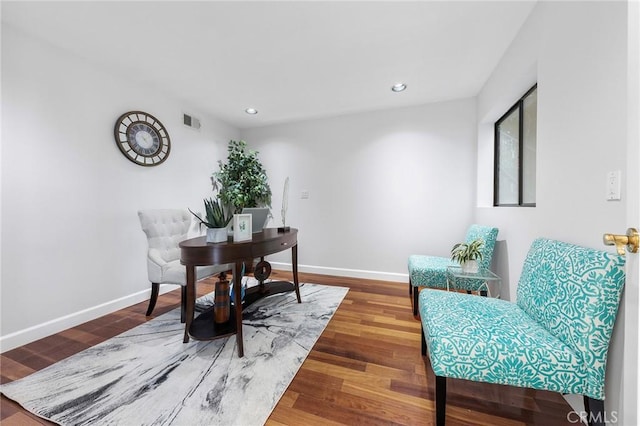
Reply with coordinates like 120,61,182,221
413,287,419,316
584,396,605,426
421,322,427,356
146,283,160,316
435,376,446,426
180,286,187,323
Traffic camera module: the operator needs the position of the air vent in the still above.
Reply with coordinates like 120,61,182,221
183,113,201,130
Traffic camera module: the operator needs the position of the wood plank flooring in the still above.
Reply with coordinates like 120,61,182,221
1,271,574,425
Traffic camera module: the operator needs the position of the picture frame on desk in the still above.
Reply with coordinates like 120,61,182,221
233,214,252,242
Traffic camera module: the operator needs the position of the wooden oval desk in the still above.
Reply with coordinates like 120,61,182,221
179,228,301,357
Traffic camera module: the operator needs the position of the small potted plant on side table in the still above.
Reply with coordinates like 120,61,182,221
189,197,233,243
451,239,484,273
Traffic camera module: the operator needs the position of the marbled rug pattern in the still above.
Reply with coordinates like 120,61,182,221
2,283,348,425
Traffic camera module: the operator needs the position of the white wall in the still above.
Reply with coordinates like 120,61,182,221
241,99,478,281
476,1,629,420
0,26,239,350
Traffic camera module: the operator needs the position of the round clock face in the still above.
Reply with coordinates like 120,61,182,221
114,111,170,166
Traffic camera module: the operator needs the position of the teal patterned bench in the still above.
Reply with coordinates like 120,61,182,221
419,238,626,426
408,224,498,315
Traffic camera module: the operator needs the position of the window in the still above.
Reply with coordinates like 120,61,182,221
494,85,537,206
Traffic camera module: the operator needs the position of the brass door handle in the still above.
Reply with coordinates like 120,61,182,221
603,228,639,255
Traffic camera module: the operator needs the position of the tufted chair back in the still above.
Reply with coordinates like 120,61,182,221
139,209,191,263
138,209,199,285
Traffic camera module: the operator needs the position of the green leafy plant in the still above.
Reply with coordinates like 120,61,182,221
450,239,485,264
189,198,233,229
213,140,272,213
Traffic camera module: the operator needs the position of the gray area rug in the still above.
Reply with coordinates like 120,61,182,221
2,283,348,425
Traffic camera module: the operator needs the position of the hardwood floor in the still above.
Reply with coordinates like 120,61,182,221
1,271,574,425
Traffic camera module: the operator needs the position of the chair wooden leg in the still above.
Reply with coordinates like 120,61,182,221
421,323,427,356
584,396,605,426
435,376,446,426
413,287,419,316
146,283,160,316
180,286,187,323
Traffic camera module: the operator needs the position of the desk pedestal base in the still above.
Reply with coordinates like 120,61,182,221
189,280,298,341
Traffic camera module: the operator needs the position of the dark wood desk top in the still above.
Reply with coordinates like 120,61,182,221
179,228,298,266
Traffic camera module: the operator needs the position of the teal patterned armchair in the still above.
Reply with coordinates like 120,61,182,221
419,238,626,426
408,224,498,315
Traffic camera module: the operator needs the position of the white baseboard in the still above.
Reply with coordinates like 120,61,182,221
270,262,408,283
0,284,178,353
1,264,408,353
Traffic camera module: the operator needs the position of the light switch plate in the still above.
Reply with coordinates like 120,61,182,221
606,170,621,201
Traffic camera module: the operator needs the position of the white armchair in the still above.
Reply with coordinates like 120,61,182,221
138,209,230,322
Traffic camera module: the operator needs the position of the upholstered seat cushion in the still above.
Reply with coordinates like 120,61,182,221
408,255,454,290
420,289,587,396
161,260,226,285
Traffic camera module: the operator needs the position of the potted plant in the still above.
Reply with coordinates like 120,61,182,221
451,239,484,273
213,140,272,213
189,197,233,243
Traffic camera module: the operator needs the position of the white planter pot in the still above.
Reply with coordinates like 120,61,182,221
206,227,228,243
461,260,479,274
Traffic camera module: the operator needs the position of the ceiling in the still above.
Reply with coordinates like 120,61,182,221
2,1,536,129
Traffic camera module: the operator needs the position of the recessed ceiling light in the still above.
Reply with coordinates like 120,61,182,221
245,108,258,115
391,83,407,92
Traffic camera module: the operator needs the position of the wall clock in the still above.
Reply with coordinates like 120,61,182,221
114,111,171,166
